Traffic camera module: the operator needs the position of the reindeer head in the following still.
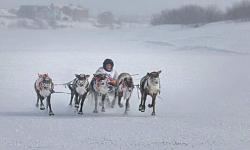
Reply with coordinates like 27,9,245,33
74,74,90,95
123,77,134,92
147,70,161,86
75,74,90,87
93,73,109,94
42,78,51,89
38,73,53,90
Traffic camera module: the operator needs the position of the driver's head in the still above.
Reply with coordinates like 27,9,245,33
103,58,114,72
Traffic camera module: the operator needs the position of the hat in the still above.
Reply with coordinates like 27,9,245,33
103,59,114,72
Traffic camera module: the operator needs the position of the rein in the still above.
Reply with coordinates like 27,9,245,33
54,79,75,88
130,74,139,76
134,84,141,100
53,91,71,94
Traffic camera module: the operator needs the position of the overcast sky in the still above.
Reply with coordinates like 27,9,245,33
0,0,247,15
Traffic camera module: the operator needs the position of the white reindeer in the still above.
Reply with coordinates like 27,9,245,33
34,73,54,116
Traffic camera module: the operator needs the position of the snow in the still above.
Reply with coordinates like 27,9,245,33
0,21,250,150
0,15,97,30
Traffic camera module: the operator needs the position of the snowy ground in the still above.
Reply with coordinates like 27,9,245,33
0,22,250,150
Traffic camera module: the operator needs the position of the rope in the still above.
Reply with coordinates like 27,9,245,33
157,95,164,101
130,74,139,76
54,79,75,88
53,91,71,95
54,79,74,86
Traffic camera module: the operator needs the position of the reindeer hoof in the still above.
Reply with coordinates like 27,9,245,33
140,105,145,112
69,103,72,106
119,103,124,108
151,112,156,116
148,104,153,108
93,110,98,113
101,108,105,112
40,107,45,110
139,105,142,111
35,104,39,107
127,104,130,109
49,112,54,116
78,111,83,115
75,104,79,108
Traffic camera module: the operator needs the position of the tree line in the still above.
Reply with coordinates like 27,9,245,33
151,1,250,25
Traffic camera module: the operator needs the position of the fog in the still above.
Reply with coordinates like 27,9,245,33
0,0,247,15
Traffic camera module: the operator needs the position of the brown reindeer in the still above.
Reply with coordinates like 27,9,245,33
89,73,110,113
139,71,161,116
67,74,90,115
112,73,134,114
34,73,55,116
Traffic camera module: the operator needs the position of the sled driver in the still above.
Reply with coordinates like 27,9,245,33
95,58,118,91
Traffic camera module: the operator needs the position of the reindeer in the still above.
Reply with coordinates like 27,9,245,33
139,71,161,116
34,73,54,116
67,74,90,115
89,73,112,113
112,73,134,114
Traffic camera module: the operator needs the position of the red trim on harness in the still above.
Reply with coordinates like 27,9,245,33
38,82,43,90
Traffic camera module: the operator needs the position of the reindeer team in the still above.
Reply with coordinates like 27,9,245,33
34,59,162,116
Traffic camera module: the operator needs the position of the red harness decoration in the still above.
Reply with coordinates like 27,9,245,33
38,81,43,90
94,77,102,88
37,74,52,91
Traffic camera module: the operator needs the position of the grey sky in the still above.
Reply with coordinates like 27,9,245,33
0,0,247,15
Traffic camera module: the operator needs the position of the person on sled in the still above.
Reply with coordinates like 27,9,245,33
95,58,118,92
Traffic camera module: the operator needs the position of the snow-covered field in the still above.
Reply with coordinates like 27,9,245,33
0,22,250,150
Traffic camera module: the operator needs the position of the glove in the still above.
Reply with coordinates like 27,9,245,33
108,80,117,86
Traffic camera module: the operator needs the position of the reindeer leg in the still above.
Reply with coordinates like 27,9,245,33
74,94,79,109
69,92,74,106
151,94,156,116
142,93,147,112
77,95,83,112
118,92,124,108
47,96,54,116
106,94,111,107
111,89,117,108
78,93,87,115
124,98,130,114
148,95,154,108
40,97,45,110
36,93,39,107
46,98,49,110
93,93,98,113
101,95,106,112
139,93,144,111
